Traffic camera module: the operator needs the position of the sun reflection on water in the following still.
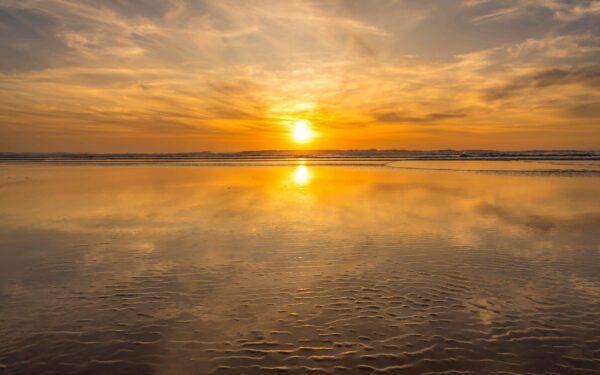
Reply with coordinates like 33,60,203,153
293,165,311,185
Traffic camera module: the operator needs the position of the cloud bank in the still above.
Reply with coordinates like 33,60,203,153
0,0,599,151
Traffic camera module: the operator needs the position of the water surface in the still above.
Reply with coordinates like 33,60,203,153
1,163,599,374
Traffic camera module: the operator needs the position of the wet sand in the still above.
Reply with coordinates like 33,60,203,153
1,162,599,374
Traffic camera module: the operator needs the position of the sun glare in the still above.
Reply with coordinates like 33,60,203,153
293,165,311,185
291,120,314,143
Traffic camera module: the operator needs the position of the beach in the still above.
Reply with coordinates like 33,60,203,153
1,160,599,374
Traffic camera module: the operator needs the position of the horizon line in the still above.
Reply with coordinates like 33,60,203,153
1,149,599,156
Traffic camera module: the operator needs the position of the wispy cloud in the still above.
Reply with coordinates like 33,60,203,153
484,66,600,101
0,0,598,151
373,111,467,124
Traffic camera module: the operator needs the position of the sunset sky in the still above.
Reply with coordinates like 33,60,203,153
1,0,599,152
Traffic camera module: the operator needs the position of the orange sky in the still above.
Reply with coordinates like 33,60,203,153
0,0,599,152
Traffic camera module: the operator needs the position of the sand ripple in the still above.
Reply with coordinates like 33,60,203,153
1,246,599,374
1,165,599,374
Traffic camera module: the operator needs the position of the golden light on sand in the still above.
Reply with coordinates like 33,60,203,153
290,120,314,144
293,165,311,185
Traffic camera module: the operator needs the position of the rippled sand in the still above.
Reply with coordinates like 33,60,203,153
1,163,599,374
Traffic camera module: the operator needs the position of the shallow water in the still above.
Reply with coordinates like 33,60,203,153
1,163,599,374
387,160,600,172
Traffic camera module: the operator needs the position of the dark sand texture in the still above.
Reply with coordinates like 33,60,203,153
1,163,599,374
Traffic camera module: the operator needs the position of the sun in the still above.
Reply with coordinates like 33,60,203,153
290,120,314,143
